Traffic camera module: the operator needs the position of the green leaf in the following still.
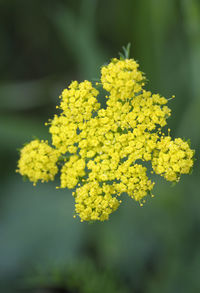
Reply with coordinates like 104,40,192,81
118,43,131,60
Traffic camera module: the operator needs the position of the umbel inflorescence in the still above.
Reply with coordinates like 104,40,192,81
17,48,194,222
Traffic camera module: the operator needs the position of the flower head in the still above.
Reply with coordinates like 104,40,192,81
17,140,59,185
17,54,194,222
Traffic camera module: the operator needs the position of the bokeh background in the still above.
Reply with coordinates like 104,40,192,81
0,0,200,292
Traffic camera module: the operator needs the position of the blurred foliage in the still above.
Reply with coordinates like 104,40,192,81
0,0,200,292
22,258,129,293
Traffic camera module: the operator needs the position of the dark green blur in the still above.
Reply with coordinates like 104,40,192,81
0,1,200,292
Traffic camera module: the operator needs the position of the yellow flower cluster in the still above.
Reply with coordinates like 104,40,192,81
101,58,144,100
49,81,100,154
17,140,59,185
74,181,120,221
152,136,194,181
17,56,194,222
60,155,86,189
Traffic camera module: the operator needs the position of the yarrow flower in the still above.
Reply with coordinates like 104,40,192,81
17,47,195,222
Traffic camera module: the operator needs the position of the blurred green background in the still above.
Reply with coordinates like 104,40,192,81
0,0,200,292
